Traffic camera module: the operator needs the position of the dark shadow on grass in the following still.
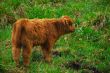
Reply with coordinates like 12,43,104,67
31,51,43,62
31,49,71,62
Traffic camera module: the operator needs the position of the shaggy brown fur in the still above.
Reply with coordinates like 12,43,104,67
12,16,75,67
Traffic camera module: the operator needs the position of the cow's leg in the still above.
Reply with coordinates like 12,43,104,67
12,46,21,67
41,45,52,62
41,38,56,62
22,44,32,67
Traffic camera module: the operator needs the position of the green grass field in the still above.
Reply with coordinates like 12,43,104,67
0,0,110,73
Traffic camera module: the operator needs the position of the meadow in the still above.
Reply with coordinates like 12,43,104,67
0,0,110,73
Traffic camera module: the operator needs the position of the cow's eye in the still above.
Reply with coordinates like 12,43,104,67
69,23,72,26
68,21,73,26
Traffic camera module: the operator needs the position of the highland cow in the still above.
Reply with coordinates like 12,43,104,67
12,16,75,67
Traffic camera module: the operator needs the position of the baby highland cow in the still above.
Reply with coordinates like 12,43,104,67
12,16,75,67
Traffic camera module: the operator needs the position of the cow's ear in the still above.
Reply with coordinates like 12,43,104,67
64,18,69,25
61,16,69,25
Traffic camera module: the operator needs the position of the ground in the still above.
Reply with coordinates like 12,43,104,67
0,0,110,73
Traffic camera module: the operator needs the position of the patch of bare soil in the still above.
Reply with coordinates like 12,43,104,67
62,61,102,73
52,49,71,57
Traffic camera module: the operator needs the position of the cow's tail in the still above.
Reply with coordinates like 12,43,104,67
12,19,26,48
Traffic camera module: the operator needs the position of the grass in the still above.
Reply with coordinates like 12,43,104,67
0,0,110,73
